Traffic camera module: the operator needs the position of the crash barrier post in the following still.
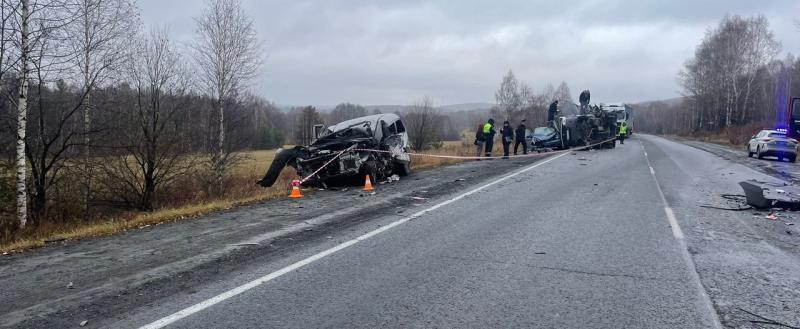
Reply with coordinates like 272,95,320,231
289,138,619,198
363,175,374,192
289,180,303,199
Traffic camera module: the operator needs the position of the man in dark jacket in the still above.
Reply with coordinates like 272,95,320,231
500,121,513,159
474,124,485,160
483,118,496,158
514,119,528,155
547,100,559,127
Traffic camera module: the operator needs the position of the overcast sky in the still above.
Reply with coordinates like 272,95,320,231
140,0,800,106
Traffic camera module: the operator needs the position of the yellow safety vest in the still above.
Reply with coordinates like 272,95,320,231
619,125,628,134
483,123,493,134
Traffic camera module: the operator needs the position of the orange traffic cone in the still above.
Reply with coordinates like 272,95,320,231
363,175,374,192
289,180,303,199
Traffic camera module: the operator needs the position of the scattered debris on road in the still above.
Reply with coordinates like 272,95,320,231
739,180,800,209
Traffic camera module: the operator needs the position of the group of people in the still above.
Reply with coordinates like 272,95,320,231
473,98,631,159
474,118,529,159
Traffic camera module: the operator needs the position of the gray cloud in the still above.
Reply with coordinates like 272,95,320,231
140,0,800,106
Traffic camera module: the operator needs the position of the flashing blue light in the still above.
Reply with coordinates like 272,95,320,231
776,128,788,133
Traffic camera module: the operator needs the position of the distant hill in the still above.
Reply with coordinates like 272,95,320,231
277,102,496,114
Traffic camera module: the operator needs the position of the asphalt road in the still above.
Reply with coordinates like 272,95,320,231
4,135,800,328
115,135,720,328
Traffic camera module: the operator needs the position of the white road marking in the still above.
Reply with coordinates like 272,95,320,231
663,206,684,240
639,138,722,329
139,152,571,329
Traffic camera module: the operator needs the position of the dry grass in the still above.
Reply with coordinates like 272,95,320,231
0,150,297,254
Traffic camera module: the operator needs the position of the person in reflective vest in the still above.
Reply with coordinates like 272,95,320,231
618,122,628,145
483,119,496,158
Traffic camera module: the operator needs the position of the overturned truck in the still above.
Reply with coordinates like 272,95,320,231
257,114,412,188
533,90,620,150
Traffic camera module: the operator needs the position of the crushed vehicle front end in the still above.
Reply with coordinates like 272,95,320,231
257,115,411,188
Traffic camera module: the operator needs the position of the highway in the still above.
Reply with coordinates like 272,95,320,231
3,135,800,328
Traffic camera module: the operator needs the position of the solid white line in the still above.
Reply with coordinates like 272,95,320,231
139,152,571,329
649,167,656,175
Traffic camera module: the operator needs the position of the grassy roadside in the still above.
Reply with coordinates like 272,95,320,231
1,141,476,254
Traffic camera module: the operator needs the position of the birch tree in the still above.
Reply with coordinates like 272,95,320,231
15,0,29,227
192,0,262,187
63,0,139,217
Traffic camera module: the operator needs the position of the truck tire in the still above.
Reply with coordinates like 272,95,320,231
257,149,297,187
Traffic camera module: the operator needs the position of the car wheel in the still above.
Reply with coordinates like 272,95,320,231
757,146,764,159
790,156,797,163
747,145,754,157
395,161,411,176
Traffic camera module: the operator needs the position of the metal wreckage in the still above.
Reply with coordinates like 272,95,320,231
531,90,625,150
257,114,412,188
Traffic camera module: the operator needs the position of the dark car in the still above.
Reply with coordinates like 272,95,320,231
527,127,563,151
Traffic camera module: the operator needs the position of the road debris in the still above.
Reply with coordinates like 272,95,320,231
739,180,800,209
79,320,88,327
411,196,427,201
67,282,74,289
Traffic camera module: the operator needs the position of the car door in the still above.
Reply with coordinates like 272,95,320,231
750,131,764,152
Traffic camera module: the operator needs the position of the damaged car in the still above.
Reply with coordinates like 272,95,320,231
257,114,412,188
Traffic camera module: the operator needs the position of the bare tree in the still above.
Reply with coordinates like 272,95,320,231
63,0,140,217
405,96,441,150
291,106,321,146
97,28,191,211
328,102,367,123
495,69,521,120
192,0,262,187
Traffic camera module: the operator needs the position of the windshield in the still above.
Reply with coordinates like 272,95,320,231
533,127,555,137
768,132,787,138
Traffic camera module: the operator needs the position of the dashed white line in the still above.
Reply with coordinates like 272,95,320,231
663,206,684,240
139,152,571,329
639,138,722,329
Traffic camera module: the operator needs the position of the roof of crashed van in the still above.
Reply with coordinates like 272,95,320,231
325,113,402,133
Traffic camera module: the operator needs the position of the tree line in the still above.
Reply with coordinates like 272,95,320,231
637,15,800,143
0,0,272,231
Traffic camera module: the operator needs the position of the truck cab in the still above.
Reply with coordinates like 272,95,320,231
789,97,800,139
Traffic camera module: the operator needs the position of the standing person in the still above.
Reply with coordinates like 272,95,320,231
474,123,485,160
514,119,528,155
500,121,513,159
483,119,496,158
618,122,628,145
547,100,559,127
